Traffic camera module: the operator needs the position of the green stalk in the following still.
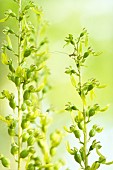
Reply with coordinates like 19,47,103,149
76,36,88,168
83,107,88,169
18,0,22,169
78,66,88,169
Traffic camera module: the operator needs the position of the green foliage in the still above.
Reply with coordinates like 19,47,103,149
64,29,113,169
0,0,64,170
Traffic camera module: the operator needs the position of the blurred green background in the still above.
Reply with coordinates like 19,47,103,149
0,0,113,169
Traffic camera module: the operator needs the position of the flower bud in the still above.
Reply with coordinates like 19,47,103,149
15,77,20,86
8,128,15,136
89,129,96,137
23,90,30,100
91,161,100,169
1,157,10,168
27,136,35,146
79,147,85,161
74,151,82,164
21,103,26,111
27,163,35,170
78,122,83,130
50,147,56,156
74,130,81,139
11,144,18,155
21,119,30,129
22,132,29,142
24,49,31,58
89,108,95,117
27,70,32,79
28,147,35,154
20,149,29,158
34,156,41,166
9,99,16,109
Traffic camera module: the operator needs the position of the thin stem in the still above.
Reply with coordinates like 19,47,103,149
78,66,88,169
18,0,22,170
77,38,88,169
83,107,88,169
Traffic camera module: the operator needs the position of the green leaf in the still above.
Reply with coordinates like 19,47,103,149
1,53,9,65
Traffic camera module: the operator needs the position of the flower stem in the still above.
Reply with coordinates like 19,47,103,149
77,45,88,169
18,0,22,170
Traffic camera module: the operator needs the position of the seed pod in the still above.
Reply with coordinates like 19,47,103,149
1,157,10,168
11,144,18,155
23,90,30,100
9,99,16,109
89,129,96,137
74,130,81,139
74,151,82,164
20,149,29,158
27,136,35,146
8,128,15,136
15,77,20,86
22,132,29,142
